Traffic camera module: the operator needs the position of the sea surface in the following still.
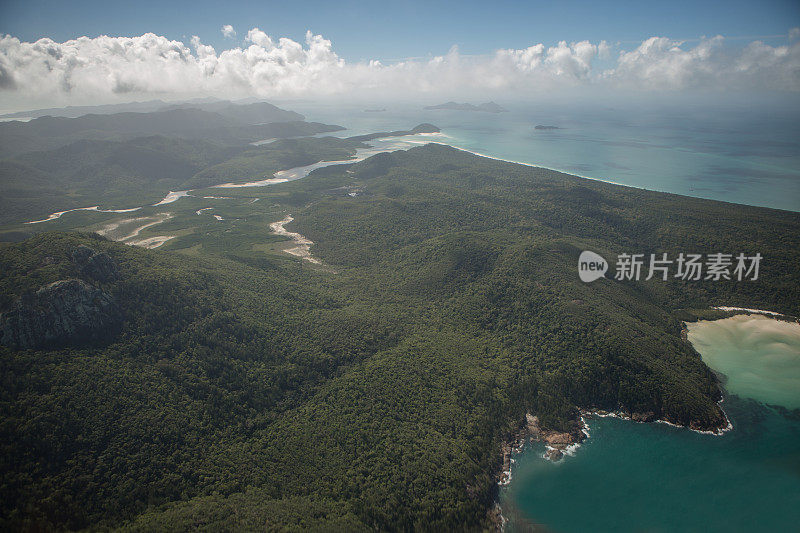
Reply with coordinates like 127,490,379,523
286,100,800,212
499,314,800,532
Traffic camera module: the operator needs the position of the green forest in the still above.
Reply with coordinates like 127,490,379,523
1,111,799,530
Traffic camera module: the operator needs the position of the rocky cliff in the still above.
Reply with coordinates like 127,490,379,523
71,244,118,282
0,278,119,350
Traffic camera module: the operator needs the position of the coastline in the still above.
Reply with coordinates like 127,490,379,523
686,312,800,411
493,306,759,530
493,401,733,531
19,130,796,228
498,414,589,486
710,306,799,323
443,144,649,192
580,400,734,437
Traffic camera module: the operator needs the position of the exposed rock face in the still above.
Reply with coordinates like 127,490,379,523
0,279,119,350
526,414,586,461
72,245,118,282
545,448,564,461
631,411,657,423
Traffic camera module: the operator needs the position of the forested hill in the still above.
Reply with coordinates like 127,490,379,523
1,144,799,530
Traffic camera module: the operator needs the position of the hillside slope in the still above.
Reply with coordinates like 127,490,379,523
1,145,799,530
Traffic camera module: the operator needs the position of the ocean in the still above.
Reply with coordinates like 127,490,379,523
286,99,800,212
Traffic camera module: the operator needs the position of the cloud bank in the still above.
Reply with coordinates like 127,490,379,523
0,27,798,108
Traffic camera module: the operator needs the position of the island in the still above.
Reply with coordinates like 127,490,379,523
424,101,508,113
534,125,560,130
346,123,440,142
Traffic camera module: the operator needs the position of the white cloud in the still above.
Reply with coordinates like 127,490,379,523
0,28,797,109
608,36,725,90
221,25,236,39
606,35,800,91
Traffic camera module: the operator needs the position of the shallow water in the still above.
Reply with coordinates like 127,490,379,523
501,314,800,532
688,315,800,409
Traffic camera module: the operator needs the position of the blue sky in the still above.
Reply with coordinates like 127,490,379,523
1,0,798,110
1,0,799,62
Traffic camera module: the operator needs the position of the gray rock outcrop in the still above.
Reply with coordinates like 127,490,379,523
71,245,118,282
0,279,119,350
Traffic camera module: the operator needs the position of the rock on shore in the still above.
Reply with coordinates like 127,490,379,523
526,414,587,461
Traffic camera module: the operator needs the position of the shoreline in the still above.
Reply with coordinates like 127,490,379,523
686,312,800,411
493,305,757,530
19,128,794,228
445,144,642,192
424,141,799,213
498,413,590,487
494,400,733,531
580,398,734,436
710,306,795,319
493,305,800,528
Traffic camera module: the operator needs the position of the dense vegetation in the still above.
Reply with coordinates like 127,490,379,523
1,125,799,530
0,134,362,226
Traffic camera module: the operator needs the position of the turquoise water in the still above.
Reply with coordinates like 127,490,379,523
500,316,800,532
501,401,800,532
287,100,800,212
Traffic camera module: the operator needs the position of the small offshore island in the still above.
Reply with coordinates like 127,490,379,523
424,101,508,113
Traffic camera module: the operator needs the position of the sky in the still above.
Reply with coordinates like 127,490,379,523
2,0,799,62
0,0,799,110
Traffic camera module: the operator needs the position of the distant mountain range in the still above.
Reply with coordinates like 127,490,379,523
0,100,172,119
0,98,299,121
424,101,508,113
0,102,342,159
